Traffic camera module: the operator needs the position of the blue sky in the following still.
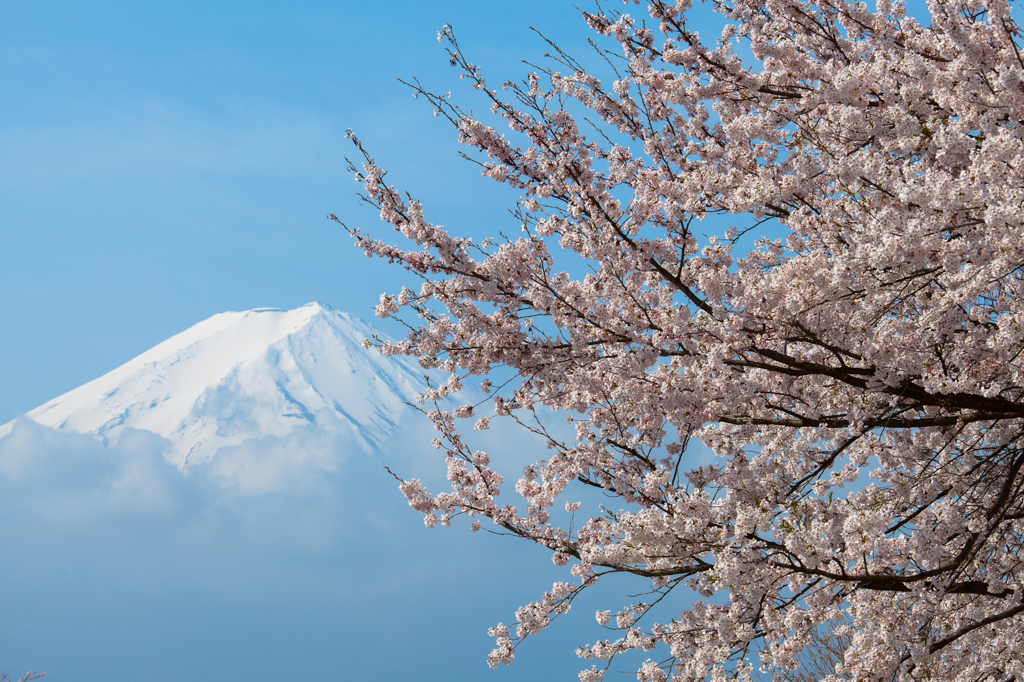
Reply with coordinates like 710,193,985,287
0,0,590,423
0,1,947,680
0,1,618,680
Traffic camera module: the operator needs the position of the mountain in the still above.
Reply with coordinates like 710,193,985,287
0,303,425,470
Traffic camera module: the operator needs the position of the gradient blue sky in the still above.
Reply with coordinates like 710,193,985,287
0,2,643,680
0,1,941,680
0,0,592,423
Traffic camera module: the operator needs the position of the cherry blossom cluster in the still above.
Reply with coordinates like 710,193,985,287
337,0,1024,680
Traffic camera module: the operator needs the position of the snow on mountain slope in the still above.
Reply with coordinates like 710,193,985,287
0,303,425,470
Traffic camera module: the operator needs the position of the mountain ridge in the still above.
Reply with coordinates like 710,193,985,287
0,303,425,471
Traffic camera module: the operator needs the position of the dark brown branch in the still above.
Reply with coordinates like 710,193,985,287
929,602,1024,653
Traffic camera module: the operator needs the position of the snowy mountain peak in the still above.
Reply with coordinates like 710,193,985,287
1,303,424,470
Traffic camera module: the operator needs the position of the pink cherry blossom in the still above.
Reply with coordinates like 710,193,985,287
336,1,1024,680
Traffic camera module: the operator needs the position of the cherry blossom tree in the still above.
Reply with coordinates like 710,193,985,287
0,671,46,682
335,0,1024,679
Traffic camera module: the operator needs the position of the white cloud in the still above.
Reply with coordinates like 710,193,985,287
193,425,350,496
0,419,187,524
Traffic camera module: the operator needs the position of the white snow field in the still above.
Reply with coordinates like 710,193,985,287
0,303,425,471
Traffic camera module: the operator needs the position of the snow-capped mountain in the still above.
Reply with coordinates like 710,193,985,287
0,303,425,470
